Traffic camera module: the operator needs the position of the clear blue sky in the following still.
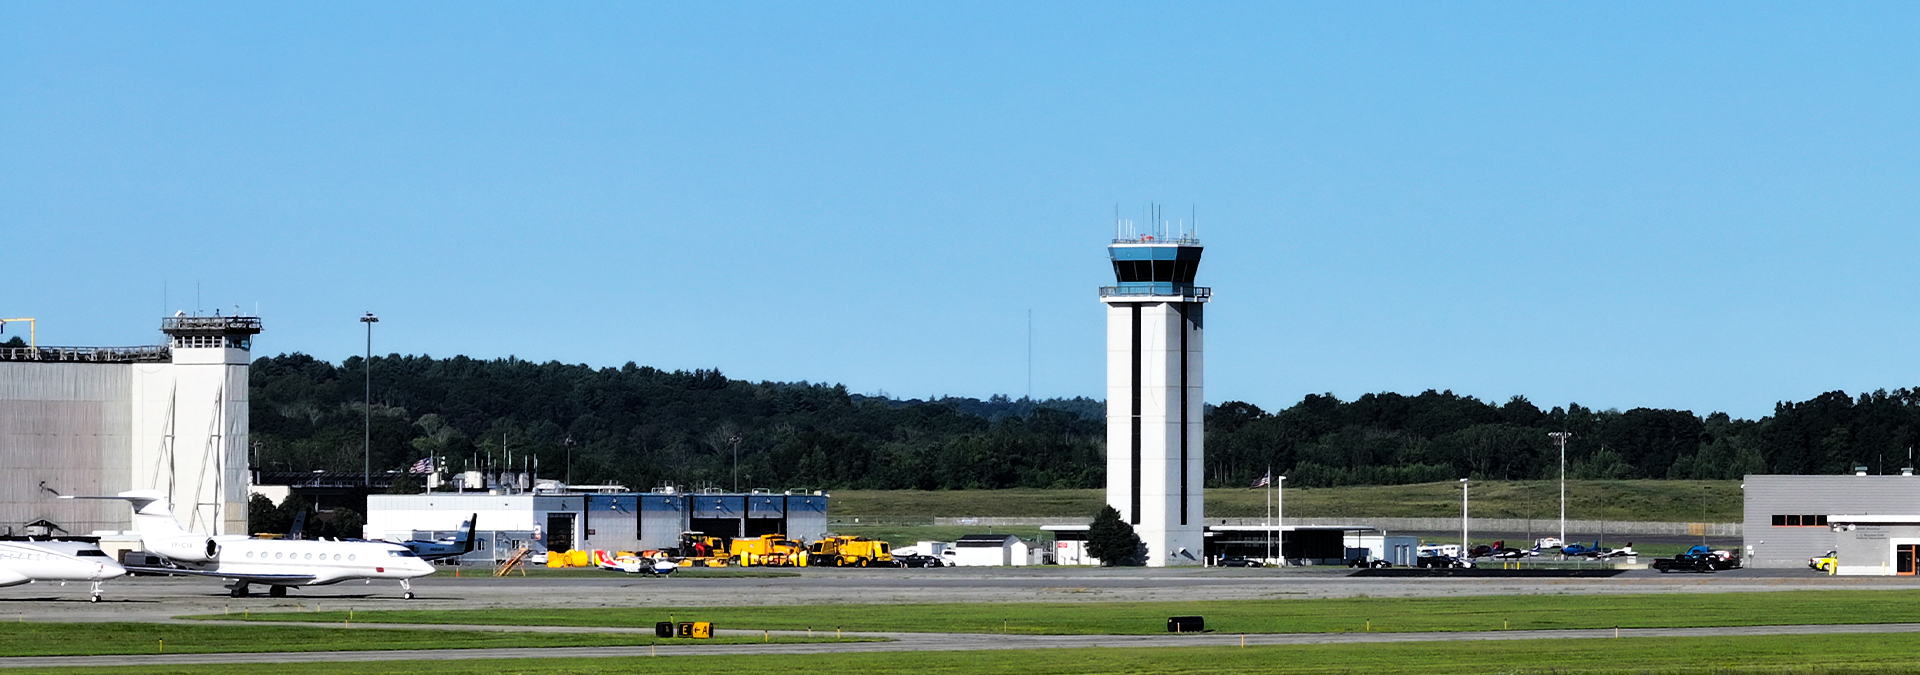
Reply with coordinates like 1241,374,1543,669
5,4,1917,421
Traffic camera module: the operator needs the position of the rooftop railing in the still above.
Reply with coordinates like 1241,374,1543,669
1099,285,1212,300
0,345,171,363
161,316,263,333
1111,235,1201,245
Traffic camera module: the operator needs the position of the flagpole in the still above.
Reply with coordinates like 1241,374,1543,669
1277,475,1286,567
1266,465,1273,564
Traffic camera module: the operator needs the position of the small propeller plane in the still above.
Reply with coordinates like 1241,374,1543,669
66,490,435,599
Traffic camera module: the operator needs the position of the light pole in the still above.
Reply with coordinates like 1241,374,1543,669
1277,475,1287,567
360,312,379,490
1459,478,1470,555
1549,431,1573,546
730,435,742,493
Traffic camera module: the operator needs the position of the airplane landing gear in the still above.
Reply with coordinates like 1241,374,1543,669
89,581,104,603
268,585,288,598
228,582,251,598
401,579,414,600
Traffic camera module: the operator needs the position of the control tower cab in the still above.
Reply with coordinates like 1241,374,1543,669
1099,221,1209,567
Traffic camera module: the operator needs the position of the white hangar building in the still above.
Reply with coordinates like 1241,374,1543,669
0,316,259,537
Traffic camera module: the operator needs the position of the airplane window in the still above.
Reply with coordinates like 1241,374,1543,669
275,552,283,559
349,555,356,561
389,550,419,557
334,554,341,561
246,551,254,558
305,553,313,560
78,550,107,557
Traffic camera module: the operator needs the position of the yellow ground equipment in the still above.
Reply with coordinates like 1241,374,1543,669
729,534,808,567
545,549,593,568
808,535,893,567
676,533,727,558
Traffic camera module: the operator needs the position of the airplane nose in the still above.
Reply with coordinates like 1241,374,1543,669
98,564,128,581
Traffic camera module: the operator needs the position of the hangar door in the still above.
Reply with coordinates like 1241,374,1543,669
546,513,577,553
746,495,786,537
690,495,744,539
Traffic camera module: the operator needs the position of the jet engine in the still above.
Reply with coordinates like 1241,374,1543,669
149,535,219,563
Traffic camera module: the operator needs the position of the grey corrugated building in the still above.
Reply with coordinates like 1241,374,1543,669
1744,473,1920,573
1,316,259,537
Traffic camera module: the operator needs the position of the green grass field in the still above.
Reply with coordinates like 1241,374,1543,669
209,590,1920,636
0,622,863,658
31,633,1920,675
829,479,1741,522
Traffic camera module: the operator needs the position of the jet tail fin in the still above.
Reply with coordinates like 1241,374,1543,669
62,490,191,539
460,514,479,555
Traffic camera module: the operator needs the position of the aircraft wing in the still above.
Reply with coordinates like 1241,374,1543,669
124,565,317,585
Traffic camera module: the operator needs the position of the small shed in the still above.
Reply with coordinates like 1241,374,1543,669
1043,525,1099,565
953,533,1022,566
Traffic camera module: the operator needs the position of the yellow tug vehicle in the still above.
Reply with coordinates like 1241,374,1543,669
729,534,809,567
808,535,894,567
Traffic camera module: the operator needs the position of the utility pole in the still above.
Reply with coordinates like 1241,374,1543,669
360,312,379,490
1459,478,1470,555
1549,431,1573,546
730,435,742,493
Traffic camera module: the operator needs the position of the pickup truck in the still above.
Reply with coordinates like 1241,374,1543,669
1652,545,1739,573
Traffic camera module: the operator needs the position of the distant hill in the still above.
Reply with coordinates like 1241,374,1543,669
248,352,1920,491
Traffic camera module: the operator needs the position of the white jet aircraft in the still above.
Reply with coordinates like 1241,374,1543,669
0,539,126,602
67,490,435,599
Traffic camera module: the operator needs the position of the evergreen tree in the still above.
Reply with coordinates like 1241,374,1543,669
1087,505,1146,566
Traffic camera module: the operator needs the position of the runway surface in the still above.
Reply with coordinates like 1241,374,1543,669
0,565,1912,667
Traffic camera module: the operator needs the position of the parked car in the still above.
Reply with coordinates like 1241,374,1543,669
1652,545,1739,573
1216,556,1264,568
1346,556,1392,569
1810,550,1838,575
1416,554,1473,569
895,554,946,568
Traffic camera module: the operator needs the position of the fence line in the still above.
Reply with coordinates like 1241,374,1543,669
830,515,1741,537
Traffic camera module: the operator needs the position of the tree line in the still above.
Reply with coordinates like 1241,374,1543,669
248,352,1920,491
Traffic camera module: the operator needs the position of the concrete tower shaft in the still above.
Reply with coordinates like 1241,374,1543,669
1101,234,1209,567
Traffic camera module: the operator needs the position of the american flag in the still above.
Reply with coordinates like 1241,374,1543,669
1248,470,1271,489
408,457,435,475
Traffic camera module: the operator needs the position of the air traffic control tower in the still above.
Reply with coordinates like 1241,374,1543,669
1100,223,1209,567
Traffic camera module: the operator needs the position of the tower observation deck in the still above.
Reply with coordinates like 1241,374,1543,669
1099,234,1212,301
1100,225,1209,567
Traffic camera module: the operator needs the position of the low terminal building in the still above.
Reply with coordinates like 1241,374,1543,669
366,488,828,563
1744,472,1920,574
1038,524,1407,566
1041,525,1096,565
1205,525,1389,566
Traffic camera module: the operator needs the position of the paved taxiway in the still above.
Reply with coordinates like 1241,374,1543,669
0,566,1912,666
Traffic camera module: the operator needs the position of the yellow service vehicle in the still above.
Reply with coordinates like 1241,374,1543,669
729,534,808,567
1810,550,1838,575
808,535,893,567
